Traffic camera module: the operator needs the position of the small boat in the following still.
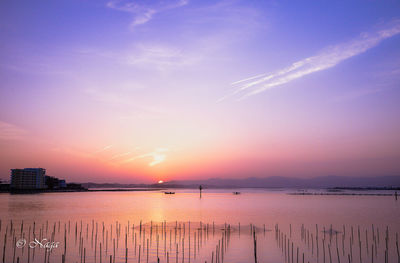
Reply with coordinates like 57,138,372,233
233,192,241,195
164,191,175,194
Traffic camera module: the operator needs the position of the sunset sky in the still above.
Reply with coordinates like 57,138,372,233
1,0,400,183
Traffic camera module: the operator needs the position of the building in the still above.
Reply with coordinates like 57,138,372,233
45,175,60,189
0,179,10,191
66,183,86,190
10,168,46,190
59,180,66,188
44,176,68,189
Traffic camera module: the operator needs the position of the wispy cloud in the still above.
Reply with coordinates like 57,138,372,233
0,121,27,141
85,88,129,105
109,148,141,160
52,147,93,159
94,144,114,153
86,1,265,71
106,0,188,29
222,19,400,101
84,88,167,120
125,43,202,70
121,148,169,166
333,88,383,102
78,43,201,71
110,151,132,160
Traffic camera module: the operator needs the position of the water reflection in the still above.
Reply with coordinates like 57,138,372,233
0,189,399,262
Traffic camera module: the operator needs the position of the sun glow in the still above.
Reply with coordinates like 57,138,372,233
158,180,164,184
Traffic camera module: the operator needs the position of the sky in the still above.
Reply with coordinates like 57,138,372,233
0,0,400,183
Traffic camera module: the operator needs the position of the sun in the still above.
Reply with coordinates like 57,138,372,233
158,180,164,184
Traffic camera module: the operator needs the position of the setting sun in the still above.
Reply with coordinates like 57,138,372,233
158,180,164,184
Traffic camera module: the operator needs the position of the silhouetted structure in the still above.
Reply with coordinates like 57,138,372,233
59,179,66,188
10,168,46,190
66,183,86,190
44,176,67,189
9,167,82,193
45,176,60,189
0,179,10,191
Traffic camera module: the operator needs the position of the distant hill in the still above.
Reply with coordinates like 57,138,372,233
82,175,400,189
163,175,400,188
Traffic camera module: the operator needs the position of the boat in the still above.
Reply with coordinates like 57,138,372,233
164,191,175,194
233,192,241,195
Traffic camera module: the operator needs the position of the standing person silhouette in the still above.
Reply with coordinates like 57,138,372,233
199,185,203,198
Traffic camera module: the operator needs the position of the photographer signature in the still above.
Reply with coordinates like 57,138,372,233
16,238,60,251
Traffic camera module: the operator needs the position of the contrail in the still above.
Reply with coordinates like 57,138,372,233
94,144,113,153
110,151,132,160
121,148,169,166
221,19,400,101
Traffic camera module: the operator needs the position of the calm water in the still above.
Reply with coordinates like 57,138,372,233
0,189,399,262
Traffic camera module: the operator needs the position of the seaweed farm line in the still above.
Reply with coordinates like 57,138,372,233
0,220,399,263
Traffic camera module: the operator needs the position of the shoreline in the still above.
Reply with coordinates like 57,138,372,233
289,192,395,196
0,188,165,194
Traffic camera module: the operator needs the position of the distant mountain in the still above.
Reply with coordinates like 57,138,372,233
82,175,400,189
164,175,400,188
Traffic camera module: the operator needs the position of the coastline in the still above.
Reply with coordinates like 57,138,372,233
0,188,165,194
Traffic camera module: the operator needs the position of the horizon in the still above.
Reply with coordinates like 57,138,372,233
1,0,400,183
2,172,400,185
